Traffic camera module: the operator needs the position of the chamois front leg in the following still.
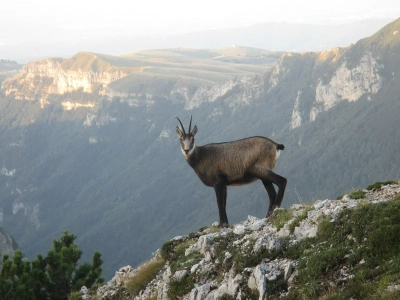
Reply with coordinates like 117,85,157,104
214,184,229,227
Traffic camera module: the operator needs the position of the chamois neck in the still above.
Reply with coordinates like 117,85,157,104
186,145,200,167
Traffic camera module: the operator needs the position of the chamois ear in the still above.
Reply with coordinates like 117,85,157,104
176,126,183,137
191,125,198,136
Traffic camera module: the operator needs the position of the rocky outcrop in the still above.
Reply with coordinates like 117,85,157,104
0,227,17,259
1,55,129,108
104,75,264,111
12,202,41,230
290,91,302,129
94,183,400,300
310,51,383,121
62,101,95,110
182,75,264,110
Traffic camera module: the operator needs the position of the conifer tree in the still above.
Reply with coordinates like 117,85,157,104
0,230,104,300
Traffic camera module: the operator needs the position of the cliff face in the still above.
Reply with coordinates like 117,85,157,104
181,75,264,110
1,40,387,127
310,51,383,122
266,47,385,130
0,228,17,259
103,45,385,130
1,54,129,108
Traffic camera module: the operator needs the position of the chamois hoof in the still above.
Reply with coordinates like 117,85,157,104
219,222,230,228
267,205,281,218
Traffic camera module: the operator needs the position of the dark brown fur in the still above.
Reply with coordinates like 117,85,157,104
176,117,287,227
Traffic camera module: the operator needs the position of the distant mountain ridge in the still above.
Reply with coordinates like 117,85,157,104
0,18,395,62
0,19,399,279
1,47,280,108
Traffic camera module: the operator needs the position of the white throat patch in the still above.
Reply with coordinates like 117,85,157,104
181,144,196,157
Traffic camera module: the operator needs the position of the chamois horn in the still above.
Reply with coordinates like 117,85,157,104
188,115,193,133
176,117,186,134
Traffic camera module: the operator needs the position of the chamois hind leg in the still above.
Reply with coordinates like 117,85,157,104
214,184,229,227
271,172,287,209
251,167,287,217
262,180,277,217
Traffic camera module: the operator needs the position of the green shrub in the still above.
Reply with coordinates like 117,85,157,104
269,208,293,230
240,284,260,300
68,291,82,300
161,238,200,273
366,180,397,190
233,240,284,274
170,252,202,273
213,232,237,263
167,275,195,299
266,273,288,298
233,240,262,274
217,294,236,300
160,240,175,260
348,189,366,199
174,239,196,257
160,238,196,262
126,258,165,296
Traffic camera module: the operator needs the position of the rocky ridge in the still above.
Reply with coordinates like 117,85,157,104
1,55,132,108
0,227,17,260
92,183,400,300
1,37,386,123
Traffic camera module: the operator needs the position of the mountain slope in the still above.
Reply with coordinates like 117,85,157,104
95,183,400,300
0,19,399,279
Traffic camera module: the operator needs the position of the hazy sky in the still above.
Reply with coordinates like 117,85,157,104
2,0,400,37
1,0,400,62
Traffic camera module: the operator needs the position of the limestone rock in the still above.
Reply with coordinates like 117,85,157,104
95,184,400,300
173,270,188,282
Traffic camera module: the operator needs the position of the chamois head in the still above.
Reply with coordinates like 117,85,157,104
176,116,198,157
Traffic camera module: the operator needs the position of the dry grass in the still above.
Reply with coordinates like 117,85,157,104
125,258,165,296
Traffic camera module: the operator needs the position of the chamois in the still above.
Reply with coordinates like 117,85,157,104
176,116,287,227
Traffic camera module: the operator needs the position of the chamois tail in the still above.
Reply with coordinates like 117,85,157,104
277,144,285,151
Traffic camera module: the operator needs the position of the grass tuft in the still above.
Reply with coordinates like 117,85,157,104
125,258,165,296
167,275,195,299
348,189,366,199
269,208,293,230
366,180,397,191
